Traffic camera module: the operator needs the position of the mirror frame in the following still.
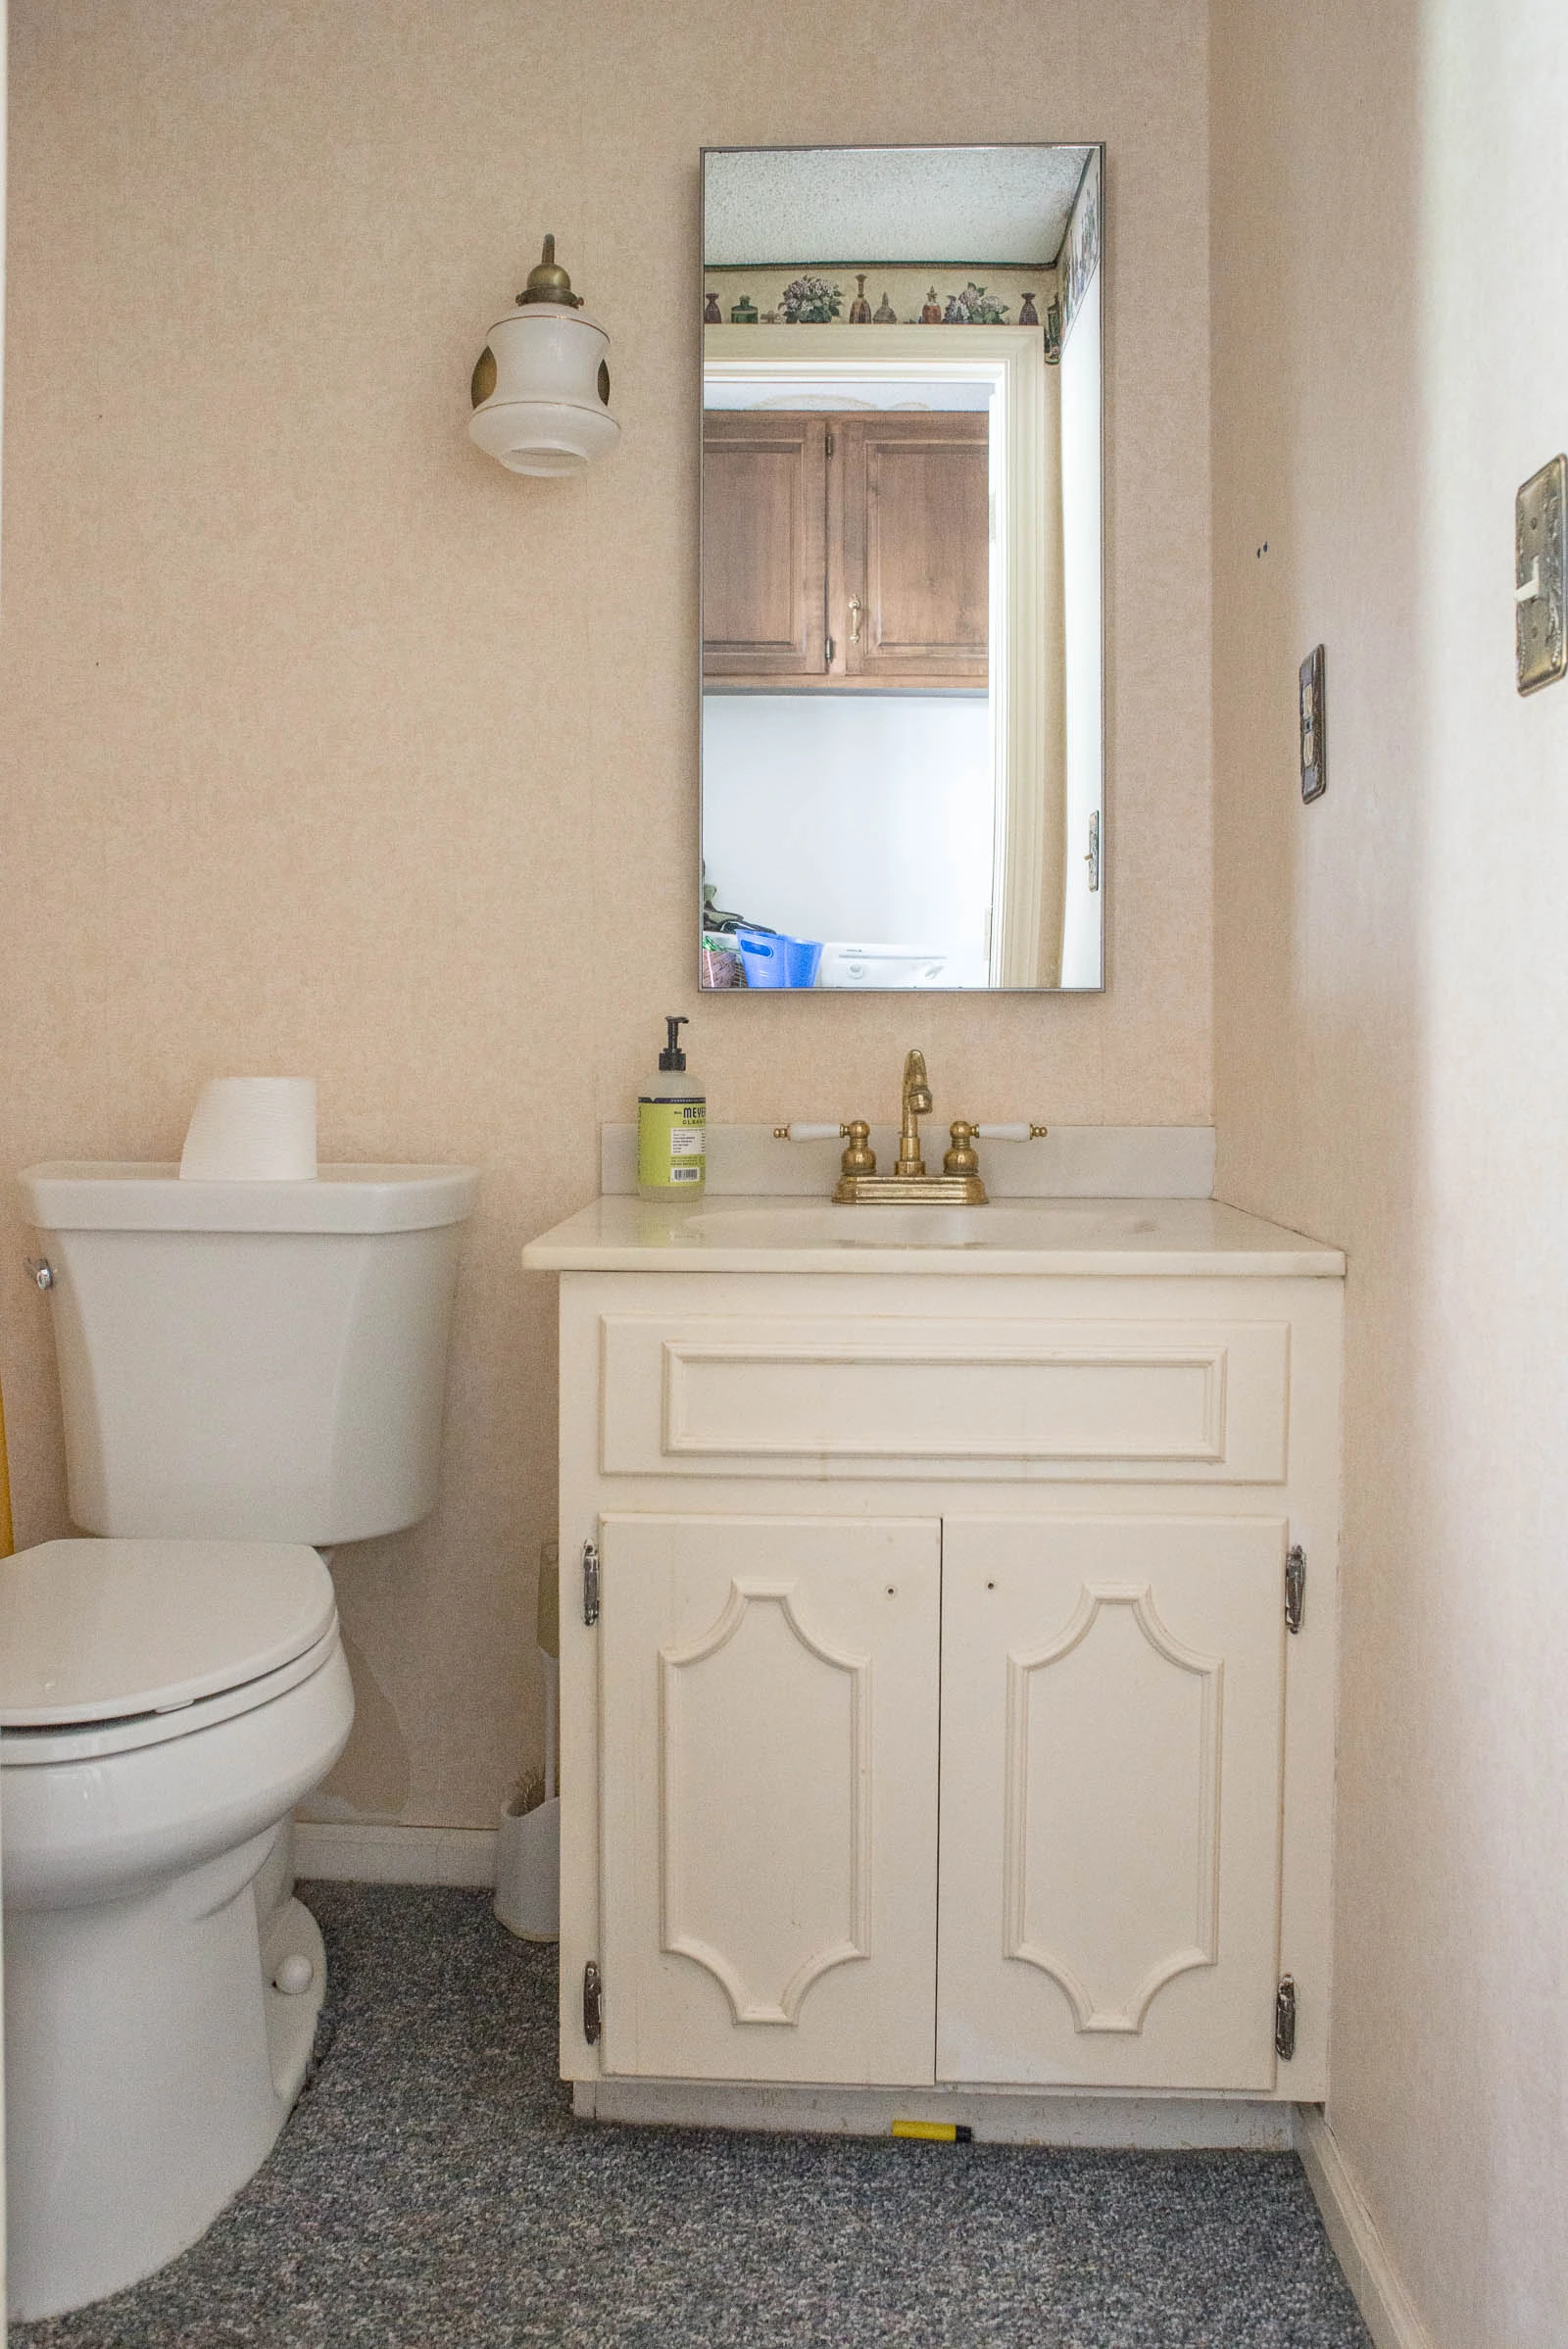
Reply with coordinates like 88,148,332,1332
697,143,1105,995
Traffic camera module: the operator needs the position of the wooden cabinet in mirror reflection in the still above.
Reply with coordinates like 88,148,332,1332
703,412,989,688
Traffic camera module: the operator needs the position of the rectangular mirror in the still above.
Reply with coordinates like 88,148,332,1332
699,143,1103,993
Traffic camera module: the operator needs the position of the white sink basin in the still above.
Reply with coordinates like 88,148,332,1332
683,1203,1154,1249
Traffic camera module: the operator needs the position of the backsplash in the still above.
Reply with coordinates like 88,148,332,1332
601,1124,1216,1198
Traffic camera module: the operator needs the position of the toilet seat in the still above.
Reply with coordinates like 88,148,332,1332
0,1624,344,1767
0,1540,336,1756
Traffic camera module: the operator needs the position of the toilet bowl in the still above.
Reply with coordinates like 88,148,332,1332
3,1159,478,2320
0,1540,355,2321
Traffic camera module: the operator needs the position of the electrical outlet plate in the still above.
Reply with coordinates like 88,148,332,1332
1516,455,1566,695
1298,644,1326,802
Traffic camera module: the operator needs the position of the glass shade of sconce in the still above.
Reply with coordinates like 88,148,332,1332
469,235,620,478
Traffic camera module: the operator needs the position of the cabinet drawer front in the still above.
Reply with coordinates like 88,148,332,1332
599,1315,1290,1483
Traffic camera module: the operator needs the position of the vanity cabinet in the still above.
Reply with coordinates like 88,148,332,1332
526,1205,1345,2130
598,1508,1285,2092
702,411,989,687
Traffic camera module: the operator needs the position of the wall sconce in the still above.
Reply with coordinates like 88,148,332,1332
469,236,619,479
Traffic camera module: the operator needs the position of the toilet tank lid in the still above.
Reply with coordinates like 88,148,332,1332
0,1540,336,1726
19,1162,479,1234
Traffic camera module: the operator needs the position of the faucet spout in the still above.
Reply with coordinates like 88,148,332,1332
899,1049,933,1175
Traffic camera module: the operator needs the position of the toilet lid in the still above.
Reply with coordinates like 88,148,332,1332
0,1540,337,1727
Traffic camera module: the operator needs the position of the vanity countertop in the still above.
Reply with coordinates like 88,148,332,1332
522,1194,1345,1278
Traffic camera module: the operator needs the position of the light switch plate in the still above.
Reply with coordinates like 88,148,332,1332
1516,455,1566,695
1298,644,1326,802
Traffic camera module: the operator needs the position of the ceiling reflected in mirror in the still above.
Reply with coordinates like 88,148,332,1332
703,145,1092,266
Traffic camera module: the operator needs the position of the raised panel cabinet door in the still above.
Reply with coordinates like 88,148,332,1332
598,1513,941,2083
702,413,828,677
840,414,989,683
937,1517,1287,2091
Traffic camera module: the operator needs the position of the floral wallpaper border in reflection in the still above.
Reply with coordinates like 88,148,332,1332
702,262,1056,332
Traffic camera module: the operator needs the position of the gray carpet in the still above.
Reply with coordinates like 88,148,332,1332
15,1884,1372,2348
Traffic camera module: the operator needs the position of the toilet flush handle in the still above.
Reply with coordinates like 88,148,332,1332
24,1257,53,1291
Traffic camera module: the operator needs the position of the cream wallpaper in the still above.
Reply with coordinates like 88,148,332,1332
0,0,1211,1829
1212,0,1568,2342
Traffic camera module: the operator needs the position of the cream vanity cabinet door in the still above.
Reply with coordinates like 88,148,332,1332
936,1517,1288,2091
597,1513,942,2084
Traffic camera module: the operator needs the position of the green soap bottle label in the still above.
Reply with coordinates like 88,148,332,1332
638,1101,706,1189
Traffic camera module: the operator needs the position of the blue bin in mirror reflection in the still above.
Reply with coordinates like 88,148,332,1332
736,931,822,989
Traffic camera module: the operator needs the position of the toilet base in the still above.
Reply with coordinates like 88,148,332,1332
4,1829,327,2322
263,1890,329,2106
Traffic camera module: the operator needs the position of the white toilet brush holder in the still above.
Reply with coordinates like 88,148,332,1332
494,1648,560,1941
494,1789,559,1941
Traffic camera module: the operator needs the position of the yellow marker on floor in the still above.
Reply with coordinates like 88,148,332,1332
891,2120,973,2144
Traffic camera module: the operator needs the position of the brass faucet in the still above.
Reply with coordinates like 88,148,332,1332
897,1049,933,1177
773,1053,1047,1203
825,1051,1046,1204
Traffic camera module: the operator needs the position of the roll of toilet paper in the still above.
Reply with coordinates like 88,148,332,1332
178,1077,318,1182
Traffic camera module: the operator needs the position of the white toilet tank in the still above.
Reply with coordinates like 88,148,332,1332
19,1163,479,1544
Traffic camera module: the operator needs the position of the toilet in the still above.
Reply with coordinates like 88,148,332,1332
0,1158,478,2322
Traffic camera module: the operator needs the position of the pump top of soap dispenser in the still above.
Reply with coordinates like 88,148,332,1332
660,1017,689,1072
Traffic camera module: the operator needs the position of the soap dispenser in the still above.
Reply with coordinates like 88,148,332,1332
637,1016,706,1201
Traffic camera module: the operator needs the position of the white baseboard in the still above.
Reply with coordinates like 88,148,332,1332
292,1821,498,1888
1296,2107,1436,2349
576,2076,1297,2149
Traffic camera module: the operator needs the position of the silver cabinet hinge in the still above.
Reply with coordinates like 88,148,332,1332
825,635,835,664
825,430,835,457
1285,1545,1306,1634
582,1541,600,1627
583,1960,603,2044
1275,1975,1298,2061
